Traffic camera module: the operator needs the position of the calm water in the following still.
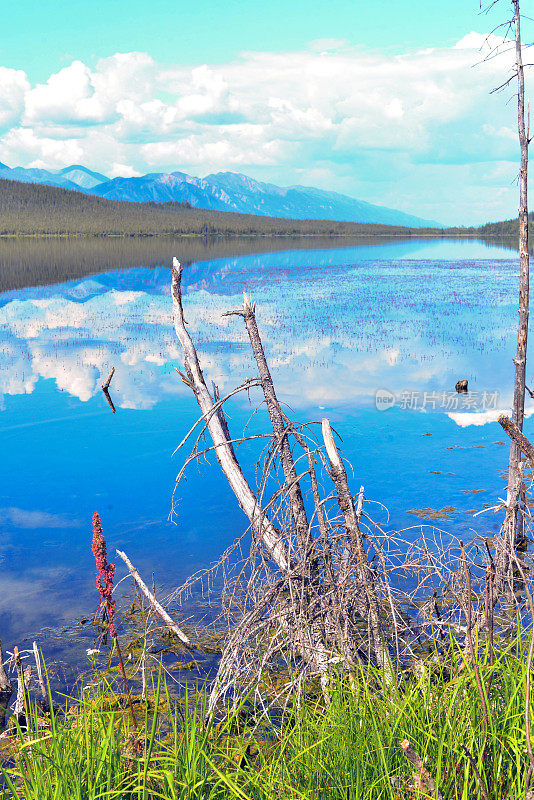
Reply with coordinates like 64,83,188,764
0,236,530,675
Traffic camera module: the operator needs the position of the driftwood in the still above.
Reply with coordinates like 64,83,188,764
116,549,192,647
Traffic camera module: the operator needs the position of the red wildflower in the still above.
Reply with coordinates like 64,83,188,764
92,512,117,638
90,512,136,727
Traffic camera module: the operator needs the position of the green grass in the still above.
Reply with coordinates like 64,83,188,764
1,634,533,799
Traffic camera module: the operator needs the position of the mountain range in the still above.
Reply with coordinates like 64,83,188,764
0,162,437,228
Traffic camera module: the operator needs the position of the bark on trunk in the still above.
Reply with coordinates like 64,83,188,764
499,413,534,464
236,295,310,553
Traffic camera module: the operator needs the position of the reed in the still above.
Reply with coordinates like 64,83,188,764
1,631,533,800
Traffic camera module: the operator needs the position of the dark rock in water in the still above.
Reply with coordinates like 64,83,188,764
455,379,468,393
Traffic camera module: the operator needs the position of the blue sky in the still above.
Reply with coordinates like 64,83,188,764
0,0,531,224
3,0,497,82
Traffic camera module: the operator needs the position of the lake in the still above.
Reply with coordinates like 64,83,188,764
0,235,529,680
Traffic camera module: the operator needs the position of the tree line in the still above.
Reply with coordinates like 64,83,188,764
0,178,424,238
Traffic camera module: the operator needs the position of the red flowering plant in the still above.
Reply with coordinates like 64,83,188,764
91,512,137,728
92,511,117,638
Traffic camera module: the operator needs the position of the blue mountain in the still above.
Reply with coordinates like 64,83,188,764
57,165,108,189
0,163,108,191
0,162,437,227
91,170,437,227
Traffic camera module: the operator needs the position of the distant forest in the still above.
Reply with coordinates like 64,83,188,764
1,176,530,244
0,178,427,238
446,213,534,239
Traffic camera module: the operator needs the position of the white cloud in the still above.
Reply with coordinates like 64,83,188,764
448,409,505,427
0,252,520,412
0,67,29,132
449,407,534,428
0,35,527,222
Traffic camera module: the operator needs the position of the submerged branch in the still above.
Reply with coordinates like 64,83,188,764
116,549,193,648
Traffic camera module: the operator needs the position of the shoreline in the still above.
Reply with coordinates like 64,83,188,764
0,231,519,240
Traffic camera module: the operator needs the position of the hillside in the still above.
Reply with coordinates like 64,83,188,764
0,234,416,293
0,162,436,228
0,178,430,237
90,170,437,228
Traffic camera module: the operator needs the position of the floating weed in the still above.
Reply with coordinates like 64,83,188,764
407,506,457,520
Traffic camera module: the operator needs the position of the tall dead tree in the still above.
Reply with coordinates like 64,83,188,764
496,0,530,589
171,260,333,698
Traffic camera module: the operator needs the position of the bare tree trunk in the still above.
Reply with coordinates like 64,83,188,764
172,262,334,709
171,259,291,573
228,297,333,690
497,0,530,590
227,295,310,553
322,419,392,677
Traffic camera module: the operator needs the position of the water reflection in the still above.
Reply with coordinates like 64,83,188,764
0,240,525,416
0,237,529,673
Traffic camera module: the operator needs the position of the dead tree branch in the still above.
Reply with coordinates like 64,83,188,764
116,549,193,647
